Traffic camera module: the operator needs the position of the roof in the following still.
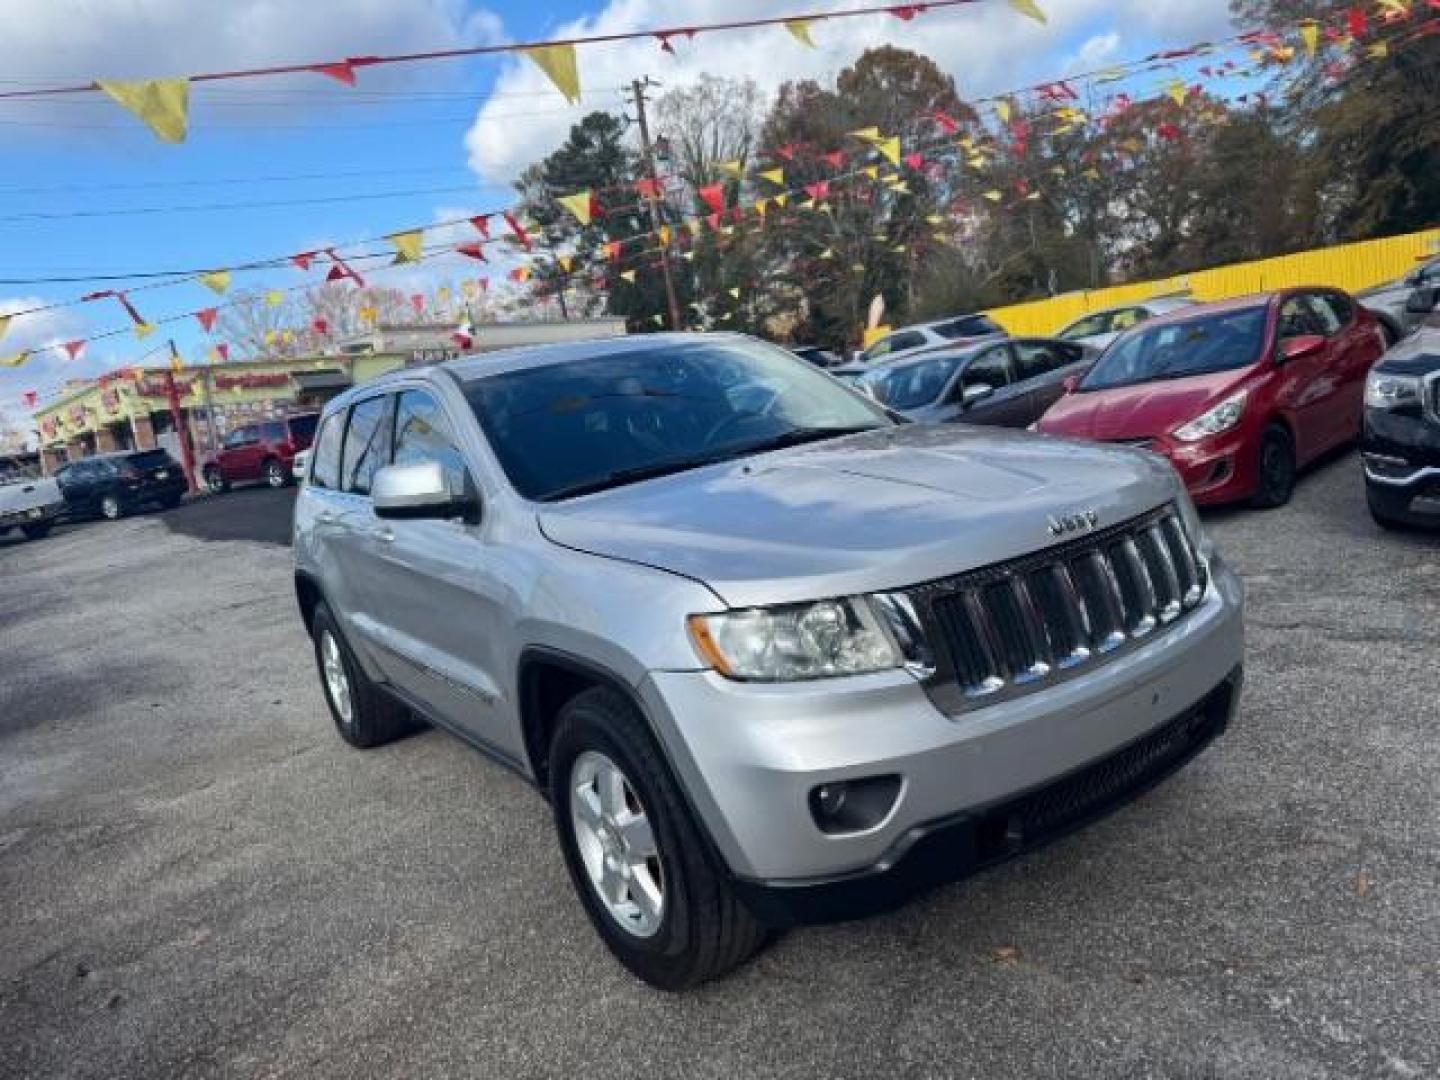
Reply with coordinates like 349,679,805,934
1142,292,1278,328
446,332,749,382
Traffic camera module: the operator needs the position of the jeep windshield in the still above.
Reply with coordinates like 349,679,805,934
463,338,892,501
1080,306,1268,391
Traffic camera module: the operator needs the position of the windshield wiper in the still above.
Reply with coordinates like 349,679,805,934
726,425,884,456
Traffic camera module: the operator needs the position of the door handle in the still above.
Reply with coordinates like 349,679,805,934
372,526,395,543
317,509,334,524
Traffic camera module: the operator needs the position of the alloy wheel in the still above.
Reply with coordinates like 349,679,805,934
569,750,665,938
320,630,352,726
101,495,121,520
265,462,285,487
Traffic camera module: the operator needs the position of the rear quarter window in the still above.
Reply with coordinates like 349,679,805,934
287,414,318,442
127,450,173,468
309,412,344,490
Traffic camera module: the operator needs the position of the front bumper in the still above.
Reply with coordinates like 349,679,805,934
0,501,63,529
1363,409,1440,523
1151,432,1256,505
639,554,1245,899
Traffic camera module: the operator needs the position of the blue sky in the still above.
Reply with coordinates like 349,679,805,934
0,0,1238,424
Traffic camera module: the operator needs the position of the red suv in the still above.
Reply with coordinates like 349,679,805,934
1036,290,1384,507
203,413,318,493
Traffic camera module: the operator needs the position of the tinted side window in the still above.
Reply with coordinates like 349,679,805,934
1060,312,1110,340
341,396,393,496
1279,297,1325,339
309,412,344,490
1305,295,1341,336
1013,342,1061,381
287,414,318,442
393,391,467,493
1319,292,1353,327
871,331,926,358
936,315,1003,339
261,422,286,442
963,346,1014,391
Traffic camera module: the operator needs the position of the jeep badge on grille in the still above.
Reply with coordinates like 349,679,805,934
1048,509,1100,537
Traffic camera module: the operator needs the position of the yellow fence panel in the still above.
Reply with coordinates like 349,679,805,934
985,227,1440,337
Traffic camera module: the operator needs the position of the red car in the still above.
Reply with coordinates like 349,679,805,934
203,413,318,493
1036,289,1385,507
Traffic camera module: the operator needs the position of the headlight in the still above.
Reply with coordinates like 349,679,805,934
1173,389,1248,442
688,597,906,681
1365,371,1421,410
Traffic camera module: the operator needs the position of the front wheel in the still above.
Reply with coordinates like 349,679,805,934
100,494,124,520
205,466,229,494
21,522,52,541
263,459,288,488
310,602,413,749
1250,425,1296,509
549,687,767,990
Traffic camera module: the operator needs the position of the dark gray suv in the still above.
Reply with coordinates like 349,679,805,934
293,334,1244,988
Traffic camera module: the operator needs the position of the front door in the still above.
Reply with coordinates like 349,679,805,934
957,344,1033,427
1275,293,1342,463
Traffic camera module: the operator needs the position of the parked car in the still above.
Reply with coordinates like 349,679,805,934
0,465,64,541
203,413,318,493
1361,286,1440,529
1055,297,1193,351
789,344,840,368
293,332,1244,989
55,449,187,520
1036,289,1384,508
858,337,1096,427
861,312,1007,363
1355,254,1440,345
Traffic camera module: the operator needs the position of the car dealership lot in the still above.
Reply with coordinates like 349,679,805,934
1,452,1436,1079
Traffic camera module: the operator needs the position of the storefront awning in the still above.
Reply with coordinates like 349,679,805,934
292,370,352,392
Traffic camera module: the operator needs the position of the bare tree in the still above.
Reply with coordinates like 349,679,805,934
653,75,765,200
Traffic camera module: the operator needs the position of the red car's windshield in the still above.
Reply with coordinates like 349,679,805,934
1080,307,1268,392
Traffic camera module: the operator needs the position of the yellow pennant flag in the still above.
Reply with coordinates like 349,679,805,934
199,270,231,295
1008,0,1047,24
861,165,880,180
888,181,911,195
559,255,574,273
1367,40,1389,59
358,305,377,324
773,194,788,208
620,270,637,284
728,287,741,299
754,198,769,217
0,351,27,368
524,44,581,104
1167,80,1187,108
97,78,190,143
0,314,9,342
135,322,156,341
265,289,284,306
784,19,816,47
658,225,672,246
558,191,594,225
264,330,278,346
817,249,834,260
1376,0,1409,16
925,214,944,225
717,160,745,179
967,155,987,169
759,168,785,186
892,244,907,253
995,99,1012,125
850,126,882,144
875,137,901,166
983,190,1004,203
388,229,425,263
1299,21,1320,57
170,355,184,374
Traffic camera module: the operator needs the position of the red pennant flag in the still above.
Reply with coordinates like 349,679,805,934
62,340,86,360
1347,7,1368,37
697,183,725,213
195,308,218,332
291,252,316,272
312,318,329,336
312,61,357,86
635,177,660,200
604,241,622,262
1157,122,1182,141
216,344,230,362
822,150,846,168
469,215,492,238
804,181,831,200
22,390,37,409
903,152,924,170
776,144,798,161
502,211,532,251
456,243,487,261
411,294,425,314
654,29,695,53
888,4,926,19
933,111,960,134
477,277,489,292
325,265,349,283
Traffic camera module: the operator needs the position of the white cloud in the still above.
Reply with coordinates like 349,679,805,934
0,298,110,419
464,0,1236,184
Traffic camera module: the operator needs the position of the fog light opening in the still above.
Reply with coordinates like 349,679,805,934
808,775,902,835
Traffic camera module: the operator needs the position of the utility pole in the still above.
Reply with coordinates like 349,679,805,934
628,76,683,331
165,339,199,493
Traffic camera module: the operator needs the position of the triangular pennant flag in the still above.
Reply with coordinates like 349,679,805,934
658,225,672,246
388,229,425,263
62,341,85,360
1300,21,1320,56
96,78,190,143
1,351,28,368
195,308,218,332
774,194,788,208
862,165,880,179
784,19,816,47
1167,79,1187,107
265,290,284,306
717,160,746,179
524,44,581,104
759,168,785,186
983,190,1004,202
503,211,533,251
215,343,230,363
469,215,492,238
754,198,770,218
559,255,574,273
457,243,487,261
698,183,725,213
0,315,9,342
995,99,1012,124
875,137,901,166
619,270,637,284
850,126,883,144
134,322,156,341
558,191,595,225
199,270,231,295
312,61,357,86
1009,0,1047,24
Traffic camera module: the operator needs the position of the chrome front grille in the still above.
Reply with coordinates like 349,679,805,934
909,505,1207,713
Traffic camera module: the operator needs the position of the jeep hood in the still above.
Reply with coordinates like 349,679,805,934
536,425,1179,608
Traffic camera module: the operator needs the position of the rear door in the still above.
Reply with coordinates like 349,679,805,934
361,388,521,760
220,426,262,481
1010,340,1088,422
1275,293,1337,462
1314,291,1374,444
956,344,1031,427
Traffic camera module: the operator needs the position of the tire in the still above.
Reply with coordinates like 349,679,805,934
548,686,767,990
100,493,124,520
1250,425,1296,509
310,602,413,749
205,467,229,494
21,522,52,541
263,458,288,488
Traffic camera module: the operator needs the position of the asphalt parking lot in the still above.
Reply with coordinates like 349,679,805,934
2,452,1437,1080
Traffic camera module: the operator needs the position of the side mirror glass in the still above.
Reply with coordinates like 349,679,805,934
372,461,478,522
961,383,994,407
1279,334,1326,363
1404,287,1439,314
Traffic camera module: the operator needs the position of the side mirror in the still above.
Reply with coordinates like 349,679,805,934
1405,287,1439,314
1060,374,1081,394
961,383,994,407
372,461,478,522
1279,334,1325,364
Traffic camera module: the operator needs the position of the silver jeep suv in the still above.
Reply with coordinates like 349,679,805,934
293,334,1244,989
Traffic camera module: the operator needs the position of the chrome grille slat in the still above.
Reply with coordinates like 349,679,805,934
909,505,1208,709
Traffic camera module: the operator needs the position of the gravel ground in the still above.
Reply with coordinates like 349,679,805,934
1,450,1436,1080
